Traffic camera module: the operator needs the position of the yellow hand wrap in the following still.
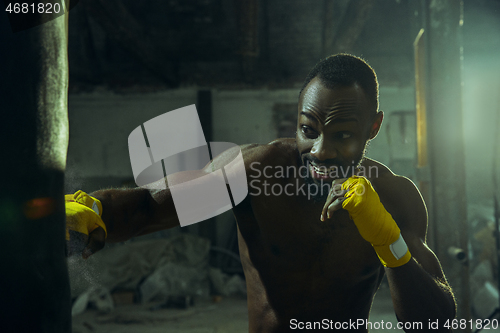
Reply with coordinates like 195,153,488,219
65,190,107,241
341,176,411,267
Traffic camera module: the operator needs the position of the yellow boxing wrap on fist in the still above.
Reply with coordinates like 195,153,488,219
65,190,107,241
341,176,411,267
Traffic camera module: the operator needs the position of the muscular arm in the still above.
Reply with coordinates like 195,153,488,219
88,143,262,243
89,185,180,243
382,176,456,332
323,171,456,330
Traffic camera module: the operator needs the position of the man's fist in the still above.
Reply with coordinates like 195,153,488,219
322,176,411,267
65,191,107,258
341,176,399,246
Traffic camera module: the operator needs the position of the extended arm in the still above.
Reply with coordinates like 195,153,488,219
90,184,180,243
67,143,257,257
67,177,184,258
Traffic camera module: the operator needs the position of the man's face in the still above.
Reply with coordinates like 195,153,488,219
295,77,379,200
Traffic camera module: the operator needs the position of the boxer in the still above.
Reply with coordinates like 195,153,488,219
66,54,456,332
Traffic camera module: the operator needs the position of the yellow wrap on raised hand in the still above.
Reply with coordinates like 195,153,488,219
341,176,411,267
65,190,107,241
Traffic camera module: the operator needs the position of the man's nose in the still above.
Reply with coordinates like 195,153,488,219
310,138,338,162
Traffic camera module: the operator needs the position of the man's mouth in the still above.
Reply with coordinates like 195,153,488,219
308,162,337,180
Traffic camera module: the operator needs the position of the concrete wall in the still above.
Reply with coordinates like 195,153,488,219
67,86,416,176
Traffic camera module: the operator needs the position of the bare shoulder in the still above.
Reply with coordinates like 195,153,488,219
206,138,298,179
241,138,297,162
242,138,299,178
363,158,427,239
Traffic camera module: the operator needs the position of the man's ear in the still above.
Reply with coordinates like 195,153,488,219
368,111,384,140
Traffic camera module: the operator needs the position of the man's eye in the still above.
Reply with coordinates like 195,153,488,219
301,125,317,138
339,132,352,139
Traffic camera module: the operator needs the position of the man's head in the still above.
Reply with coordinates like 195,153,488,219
299,53,379,114
296,54,383,200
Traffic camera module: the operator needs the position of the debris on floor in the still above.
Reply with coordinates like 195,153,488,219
68,233,246,319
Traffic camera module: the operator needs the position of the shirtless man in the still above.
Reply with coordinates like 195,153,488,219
67,54,456,332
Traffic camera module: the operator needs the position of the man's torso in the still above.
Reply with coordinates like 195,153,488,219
232,139,398,332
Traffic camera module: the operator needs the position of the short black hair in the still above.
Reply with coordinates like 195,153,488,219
299,54,379,114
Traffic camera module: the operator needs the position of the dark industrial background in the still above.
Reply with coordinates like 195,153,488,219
1,0,500,332
65,0,499,206
64,1,500,332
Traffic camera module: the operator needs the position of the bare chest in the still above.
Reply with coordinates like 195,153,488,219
233,177,386,330
235,190,381,285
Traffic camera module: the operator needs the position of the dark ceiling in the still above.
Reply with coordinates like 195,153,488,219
67,0,500,92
